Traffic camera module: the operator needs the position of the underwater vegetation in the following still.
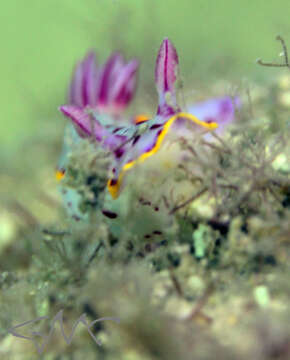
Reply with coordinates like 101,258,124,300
0,35,290,360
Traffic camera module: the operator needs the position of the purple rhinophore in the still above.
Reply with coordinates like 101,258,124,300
155,38,180,117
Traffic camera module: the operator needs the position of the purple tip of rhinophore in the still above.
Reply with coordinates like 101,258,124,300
155,38,179,97
111,58,139,108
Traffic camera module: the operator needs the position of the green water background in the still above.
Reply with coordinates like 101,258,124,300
1,0,289,148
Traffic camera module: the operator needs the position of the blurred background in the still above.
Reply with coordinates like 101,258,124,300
1,0,290,148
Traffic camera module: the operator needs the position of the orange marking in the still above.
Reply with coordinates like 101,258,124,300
107,174,124,199
134,114,150,124
56,169,66,182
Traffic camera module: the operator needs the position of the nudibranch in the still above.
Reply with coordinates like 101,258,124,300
58,39,220,200
57,38,239,230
